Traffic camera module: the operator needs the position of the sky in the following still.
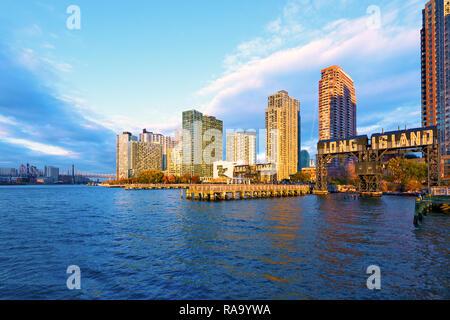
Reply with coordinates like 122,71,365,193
0,0,426,173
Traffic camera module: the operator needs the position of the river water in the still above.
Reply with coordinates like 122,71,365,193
0,185,448,299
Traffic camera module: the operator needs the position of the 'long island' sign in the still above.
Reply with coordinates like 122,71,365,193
371,127,436,150
318,127,437,155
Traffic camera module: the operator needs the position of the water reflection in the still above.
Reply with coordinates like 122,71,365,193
0,186,447,299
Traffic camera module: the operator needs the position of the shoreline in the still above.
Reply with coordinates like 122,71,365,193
99,183,422,197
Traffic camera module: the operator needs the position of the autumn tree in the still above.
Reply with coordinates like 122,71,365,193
168,175,178,184
191,174,201,184
290,172,312,183
136,170,164,184
384,157,427,191
181,173,192,184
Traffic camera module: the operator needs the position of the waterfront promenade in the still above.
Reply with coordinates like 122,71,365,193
100,183,311,201
101,183,190,189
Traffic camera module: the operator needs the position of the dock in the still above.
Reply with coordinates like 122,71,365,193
182,184,310,201
123,184,189,190
414,187,450,226
100,184,190,190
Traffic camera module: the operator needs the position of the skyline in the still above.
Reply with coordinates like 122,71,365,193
0,0,425,172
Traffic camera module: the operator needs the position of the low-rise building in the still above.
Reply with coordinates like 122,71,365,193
213,160,246,181
233,163,277,184
301,167,316,183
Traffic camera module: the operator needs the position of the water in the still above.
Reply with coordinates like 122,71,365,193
0,185,448,300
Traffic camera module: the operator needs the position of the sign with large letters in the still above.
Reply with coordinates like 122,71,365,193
318,136,368,155
371,127,436,150
318,127,437,156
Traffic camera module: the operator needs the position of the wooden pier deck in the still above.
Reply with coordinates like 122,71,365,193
182,184,310,201
123,184,189,190
414,187,450,226
100,184,190,190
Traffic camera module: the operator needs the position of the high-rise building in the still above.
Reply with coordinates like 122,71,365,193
421,0,450,155
130,140,163,176
167,128,183,177
182,110,223,178
226,130,257,165
117,132,135,179
318,66,356,142
265,90,300,181
140,129,174,170
300,150,310,169
116,132,162,179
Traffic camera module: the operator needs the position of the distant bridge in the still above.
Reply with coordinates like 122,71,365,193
60,168,115,179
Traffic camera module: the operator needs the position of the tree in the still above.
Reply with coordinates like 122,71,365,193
290,172,312,183
191,174,201,184
168,175,177,184
136,170,164,184
181,173,192,184
404,179,422,192
384,157,428,191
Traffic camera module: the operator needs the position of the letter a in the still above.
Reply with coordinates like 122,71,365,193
66,5,81,30
366,265,381,290
66,265,81,289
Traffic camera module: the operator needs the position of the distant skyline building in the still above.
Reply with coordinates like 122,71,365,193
318,65,357,141
182,110,223,178
265,90,300,181
421,0,450,155
300,150,310,169
44,166,59,183
0,167,18,177
226,130,257,165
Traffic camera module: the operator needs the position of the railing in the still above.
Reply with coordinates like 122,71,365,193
429,187,450,196
188,184,309,193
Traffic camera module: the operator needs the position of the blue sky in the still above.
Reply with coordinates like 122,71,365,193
0,0,425,173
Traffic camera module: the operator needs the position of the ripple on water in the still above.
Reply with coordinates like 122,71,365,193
0,186,448,299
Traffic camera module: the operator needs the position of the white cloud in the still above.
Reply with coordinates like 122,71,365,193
198,22,417,117
0,137,76,157
16,48,73,74
191,0,423,159
358,105,421,135
0,114,18,126
22,24,43,37
42,43,55,50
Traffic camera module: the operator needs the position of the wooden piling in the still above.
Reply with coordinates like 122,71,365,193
184,184,310,202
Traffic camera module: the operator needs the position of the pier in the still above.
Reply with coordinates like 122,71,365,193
414,187,450,226
182,184,310,201
123,184,189,190
100,183,190,190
